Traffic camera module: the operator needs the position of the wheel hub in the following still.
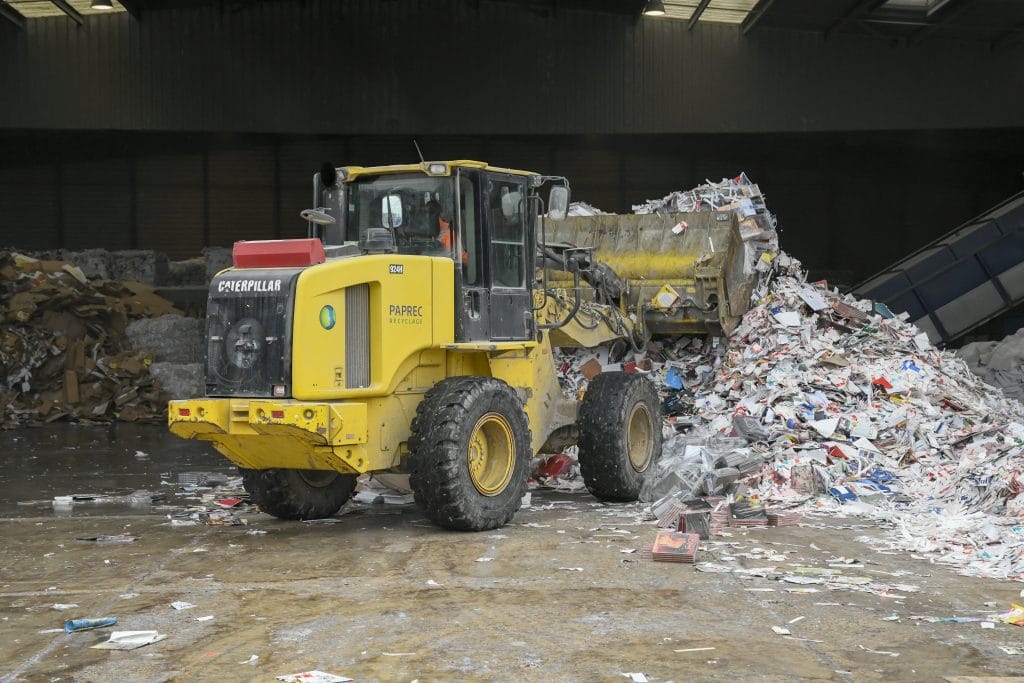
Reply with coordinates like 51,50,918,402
297,469,340,488
626,402,654,472
467,412,515,496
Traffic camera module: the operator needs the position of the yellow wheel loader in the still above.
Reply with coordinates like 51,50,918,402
169,160,756,530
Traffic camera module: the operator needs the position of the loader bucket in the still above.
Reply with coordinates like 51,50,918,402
541,211,759,337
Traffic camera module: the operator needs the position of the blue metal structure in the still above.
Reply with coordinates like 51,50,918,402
855,191,1024,344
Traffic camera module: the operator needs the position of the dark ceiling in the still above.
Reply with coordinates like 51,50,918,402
1,0,1022,50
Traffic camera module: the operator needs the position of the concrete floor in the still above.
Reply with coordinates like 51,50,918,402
1,424,1022,682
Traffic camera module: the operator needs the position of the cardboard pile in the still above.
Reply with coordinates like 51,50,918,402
0,251,181,428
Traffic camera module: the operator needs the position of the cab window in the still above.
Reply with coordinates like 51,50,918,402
487,178,526,289
458,171,481,286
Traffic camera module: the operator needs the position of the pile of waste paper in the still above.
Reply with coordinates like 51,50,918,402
633,171,777,243
0,251,181,428
566,201,610,217
958,328,1024,402
550,173,1024,583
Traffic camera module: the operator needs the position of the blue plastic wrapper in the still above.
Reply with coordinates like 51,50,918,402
874,302,895,319
663,366,684,390
65,617,117,633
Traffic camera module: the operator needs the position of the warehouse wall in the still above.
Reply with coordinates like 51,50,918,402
0,0,1022,135
1,129,1021,286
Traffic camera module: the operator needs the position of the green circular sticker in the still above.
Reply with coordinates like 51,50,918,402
319,305,336,330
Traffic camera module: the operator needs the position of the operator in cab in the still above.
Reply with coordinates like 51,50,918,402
428,198,467,264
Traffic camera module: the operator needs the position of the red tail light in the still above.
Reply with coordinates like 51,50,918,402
271,410,285,419
178,408,191,417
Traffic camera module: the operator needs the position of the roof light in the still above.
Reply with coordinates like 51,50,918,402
91,0,115,9
426,163,447,175
643,0,666,16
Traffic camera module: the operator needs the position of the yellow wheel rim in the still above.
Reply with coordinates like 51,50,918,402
467,412,516,496
627,402,654,472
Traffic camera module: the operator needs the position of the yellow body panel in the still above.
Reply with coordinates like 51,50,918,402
170,396,399,474
168,335,568,473
486,336,576,455
291,254,455,399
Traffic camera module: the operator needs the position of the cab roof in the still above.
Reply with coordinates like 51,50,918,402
338,160,537,181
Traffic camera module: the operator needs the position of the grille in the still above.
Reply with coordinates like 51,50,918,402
205,268,301,397
345,284,370,388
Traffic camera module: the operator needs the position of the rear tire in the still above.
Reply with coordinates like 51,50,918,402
409,377,531,531
241,468,357,520
577,371,663,501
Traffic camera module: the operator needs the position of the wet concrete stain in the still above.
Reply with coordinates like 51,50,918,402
1,424,1023,681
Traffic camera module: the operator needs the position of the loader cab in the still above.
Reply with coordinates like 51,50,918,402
312,162,538,344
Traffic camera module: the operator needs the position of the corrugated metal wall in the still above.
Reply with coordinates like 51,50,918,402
0,0,1021,134
1,130,1021,286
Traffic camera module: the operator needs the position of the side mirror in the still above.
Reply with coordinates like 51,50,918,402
548,186,570,222
382,194,403,229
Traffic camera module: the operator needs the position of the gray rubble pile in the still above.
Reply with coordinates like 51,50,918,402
204,246,233,282
30,249,170,286
958,328,1024,402
126,315,204,365
126,315,205,401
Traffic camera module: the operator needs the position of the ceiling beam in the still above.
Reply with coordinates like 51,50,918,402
907,0,978,45
824,0,888,40
118,0,143,20
0,1,25,28
51,0,84,25
741,0,780,35
686,0,711,30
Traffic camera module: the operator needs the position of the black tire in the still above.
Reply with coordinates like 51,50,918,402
409,376,531,531
577,371,663,501
240,468,357,520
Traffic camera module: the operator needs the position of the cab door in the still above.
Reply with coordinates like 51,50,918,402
484,173,531,341
454,169,533,342
455,169,490,341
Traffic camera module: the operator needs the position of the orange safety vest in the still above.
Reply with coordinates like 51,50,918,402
438,218,468,264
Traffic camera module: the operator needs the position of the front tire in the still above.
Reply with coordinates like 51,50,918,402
409,377,531,531
241,468,357,520
577,371,663,501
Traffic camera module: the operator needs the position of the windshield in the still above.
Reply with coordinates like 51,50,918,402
344,173,456,258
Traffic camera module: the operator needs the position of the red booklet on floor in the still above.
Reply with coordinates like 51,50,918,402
650,531,700,563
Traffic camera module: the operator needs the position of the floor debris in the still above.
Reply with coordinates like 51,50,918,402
276,672,353,683
90,630,167,650
65,617,117,632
